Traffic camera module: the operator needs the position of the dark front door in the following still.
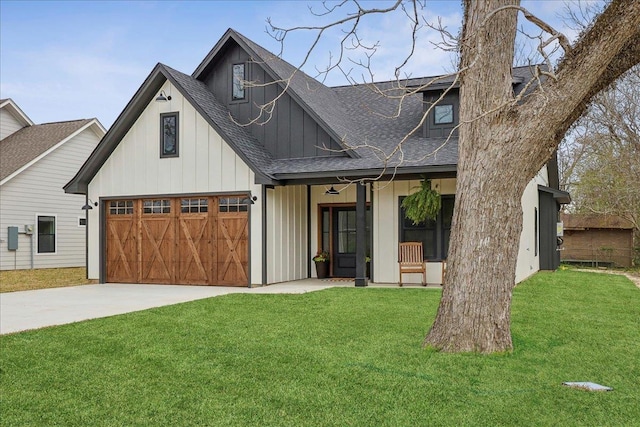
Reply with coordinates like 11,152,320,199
331,207,371,277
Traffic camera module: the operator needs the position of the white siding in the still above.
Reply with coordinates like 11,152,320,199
0,108,26,140
372,179,455,284
0,128,100,270
87,81,263,284
266,185,308,284
515,166,549,283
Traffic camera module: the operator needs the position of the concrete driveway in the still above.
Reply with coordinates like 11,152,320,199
0,280,340,335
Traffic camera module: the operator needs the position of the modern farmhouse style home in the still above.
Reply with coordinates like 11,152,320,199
65,29,569,287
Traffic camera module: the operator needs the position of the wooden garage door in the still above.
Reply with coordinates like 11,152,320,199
105,196,249,286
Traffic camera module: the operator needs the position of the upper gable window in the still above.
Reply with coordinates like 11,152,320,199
434,105,454,125
160,112,179,158
232,63,246,100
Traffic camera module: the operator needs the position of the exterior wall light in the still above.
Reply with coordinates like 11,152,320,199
156,90,172,102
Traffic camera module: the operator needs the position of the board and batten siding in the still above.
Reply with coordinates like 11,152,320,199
372,173,547,285
86,81,263,284
0,108,26,140
372,179,455,284
0,128,100,270
265,185,308,284
201,43,345,160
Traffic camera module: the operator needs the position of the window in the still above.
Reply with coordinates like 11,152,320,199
109,200,134,215
399,196,454,260
160,112,179,158
232,63,246,100
181,198,208,213
143,199,171,214
219,197,248,213
434,104,454,124
78,217,87,227
37,215,55,253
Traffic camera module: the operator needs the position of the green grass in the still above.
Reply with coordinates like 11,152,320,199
1,270,638,426
0,268,90,293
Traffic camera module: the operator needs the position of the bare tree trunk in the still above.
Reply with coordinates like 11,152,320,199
424,0,521,353
425,0,640,353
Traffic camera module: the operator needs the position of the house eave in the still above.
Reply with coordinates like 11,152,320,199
538,185,571,204
272,164,457,185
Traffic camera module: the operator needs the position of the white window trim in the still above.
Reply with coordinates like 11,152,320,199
35,213,57,255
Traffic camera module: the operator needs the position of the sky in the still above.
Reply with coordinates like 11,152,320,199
0,0,589,129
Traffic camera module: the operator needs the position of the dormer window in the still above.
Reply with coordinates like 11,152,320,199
434,104,453,125
232,63,246,100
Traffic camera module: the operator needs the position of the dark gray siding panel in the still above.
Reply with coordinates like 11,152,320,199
539,189,560,270
303,113,317,157
289,102,304,158
201,40,346,160
276,94,290,158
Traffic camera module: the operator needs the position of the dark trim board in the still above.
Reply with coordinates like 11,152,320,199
538,189,561,270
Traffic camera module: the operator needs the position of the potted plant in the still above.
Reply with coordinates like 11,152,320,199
313,250,330,279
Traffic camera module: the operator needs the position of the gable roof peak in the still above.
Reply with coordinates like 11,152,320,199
0,98,34,128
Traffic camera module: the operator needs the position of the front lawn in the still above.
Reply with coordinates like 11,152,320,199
1,270,638,426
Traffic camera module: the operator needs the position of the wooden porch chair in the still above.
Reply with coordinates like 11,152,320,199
398,242,426,286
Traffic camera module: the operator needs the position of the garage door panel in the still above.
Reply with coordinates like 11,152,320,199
106,207,137,283
177,214,212,284
217,215,249,285
140,215,175,284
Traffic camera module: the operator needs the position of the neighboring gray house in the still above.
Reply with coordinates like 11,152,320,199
0,98,105,270
65,29,569,287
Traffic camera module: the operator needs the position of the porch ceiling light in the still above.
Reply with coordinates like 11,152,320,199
325,186,340,195
155,90,172,102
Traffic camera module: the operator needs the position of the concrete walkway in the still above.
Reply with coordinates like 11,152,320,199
0,280,345,335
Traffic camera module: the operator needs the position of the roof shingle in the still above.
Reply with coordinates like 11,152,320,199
0,119,93,181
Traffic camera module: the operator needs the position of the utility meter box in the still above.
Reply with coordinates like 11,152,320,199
556,222,564,237
25,224,34,235
8,226,19,250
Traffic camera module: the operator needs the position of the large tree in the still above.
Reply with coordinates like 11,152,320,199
270,0,640,353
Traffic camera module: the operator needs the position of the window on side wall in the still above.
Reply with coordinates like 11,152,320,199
160,112,179,158
232,63,246,101
37,215,56,253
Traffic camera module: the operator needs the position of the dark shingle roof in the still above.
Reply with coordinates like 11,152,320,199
65,30,548,191
228,30,459,177
1,119,93,181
